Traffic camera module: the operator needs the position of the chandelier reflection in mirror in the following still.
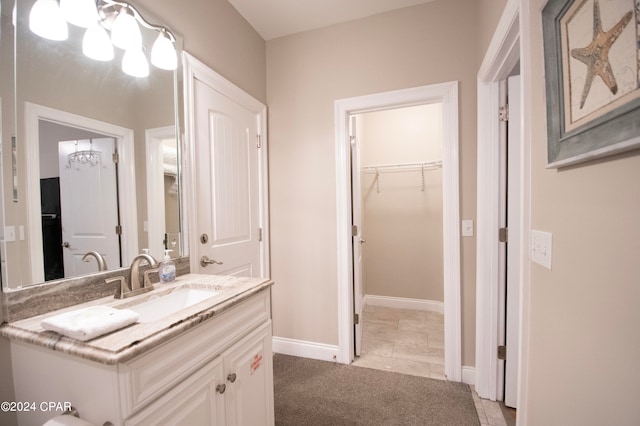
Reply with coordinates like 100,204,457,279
67,140,101,168
29,0,178,77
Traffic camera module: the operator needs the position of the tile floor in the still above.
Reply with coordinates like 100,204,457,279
352,305,508,426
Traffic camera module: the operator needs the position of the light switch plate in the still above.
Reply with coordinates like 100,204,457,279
461,220,474,237
4,226,15,242
531,230,552,270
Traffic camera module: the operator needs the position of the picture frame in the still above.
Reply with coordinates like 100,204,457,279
542,0,640,168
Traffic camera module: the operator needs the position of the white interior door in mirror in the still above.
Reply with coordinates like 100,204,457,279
194,80,260,277
58,138,120,276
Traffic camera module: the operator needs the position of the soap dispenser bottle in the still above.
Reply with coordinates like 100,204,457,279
159,249,176,284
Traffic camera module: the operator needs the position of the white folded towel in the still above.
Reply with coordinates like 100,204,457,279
41,306,139,341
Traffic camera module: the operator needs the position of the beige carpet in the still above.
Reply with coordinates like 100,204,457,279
273,354,480,426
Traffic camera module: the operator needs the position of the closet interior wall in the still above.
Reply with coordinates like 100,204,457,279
358,103,444,302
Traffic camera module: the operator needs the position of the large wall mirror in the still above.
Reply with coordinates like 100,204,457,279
0,0,184,290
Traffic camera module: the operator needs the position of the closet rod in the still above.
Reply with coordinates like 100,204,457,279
361,160,442,174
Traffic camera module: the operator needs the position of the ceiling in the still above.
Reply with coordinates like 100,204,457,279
227,0,438,40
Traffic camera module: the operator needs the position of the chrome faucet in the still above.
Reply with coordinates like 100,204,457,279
82,251,108,271
108,254,158,299
129,254,158,291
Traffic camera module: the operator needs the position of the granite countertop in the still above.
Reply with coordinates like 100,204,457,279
0,274,273,365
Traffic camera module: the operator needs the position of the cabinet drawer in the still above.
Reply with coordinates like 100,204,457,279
119,289,270,417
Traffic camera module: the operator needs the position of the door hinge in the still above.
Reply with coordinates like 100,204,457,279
257,134,262,149
499,104,509,122
498,345,507,360
499,227,508,243
258,227,263,242
352,225,358,236
112,152,119,163
115,225,123,235
354,313,360,325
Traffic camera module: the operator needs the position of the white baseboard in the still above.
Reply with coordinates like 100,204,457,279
272,337,342,363
462,366,476,385
363,295,445,314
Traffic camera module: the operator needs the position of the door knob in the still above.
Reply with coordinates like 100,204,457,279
62,242,70,248
359,238,366,244
200,255,223,267
216,384,226,394
227,373,237,383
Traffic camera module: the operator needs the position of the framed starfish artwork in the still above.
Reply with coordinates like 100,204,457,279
542,0,640,167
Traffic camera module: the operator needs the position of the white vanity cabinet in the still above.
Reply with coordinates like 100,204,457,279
10,287,274,426
126,321,273,426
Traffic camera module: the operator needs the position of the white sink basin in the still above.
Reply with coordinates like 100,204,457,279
127,288,219,323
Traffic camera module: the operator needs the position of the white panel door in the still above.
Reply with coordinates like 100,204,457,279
504,74,522,408
350,116,364,357
58,138,120,276
194,79,260,277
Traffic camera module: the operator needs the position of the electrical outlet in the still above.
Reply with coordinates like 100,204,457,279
531,230,552,270
461,220,474,237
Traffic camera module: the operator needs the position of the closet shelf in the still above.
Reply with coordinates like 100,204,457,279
361,161,442,193
361,160,442,174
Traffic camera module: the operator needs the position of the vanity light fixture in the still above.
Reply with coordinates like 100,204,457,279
28,0,178,77
109,4,142,51
29,0,69,41
82,23,114,61
122,48,149,78
151,29,178,71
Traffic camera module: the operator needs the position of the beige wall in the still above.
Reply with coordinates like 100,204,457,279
359,105,444,301
523,0,640,424
136,0,266,103
267,0,479,365
477,0,509,62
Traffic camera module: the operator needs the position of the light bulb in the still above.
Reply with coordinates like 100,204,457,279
29,0,68,41
83,24,114,61
122,49,149,78
151,32,177,71
60,0,98,28
111,7,142,51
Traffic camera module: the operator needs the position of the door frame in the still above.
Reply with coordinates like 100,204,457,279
335,81,462,382
476,0,532,420
182,52,270,278
25,102,138,284
145,125,176,261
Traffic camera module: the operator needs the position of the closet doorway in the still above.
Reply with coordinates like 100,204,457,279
351,104,445,377
354,105,443,311
335,82,461,381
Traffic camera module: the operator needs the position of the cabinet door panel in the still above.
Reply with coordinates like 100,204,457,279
224,321,274,426
126,357,225,426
